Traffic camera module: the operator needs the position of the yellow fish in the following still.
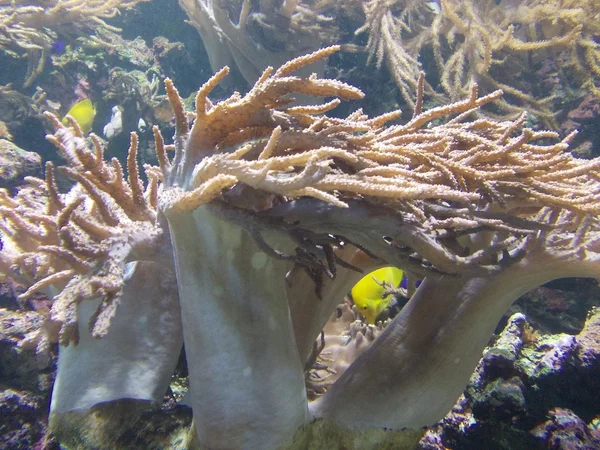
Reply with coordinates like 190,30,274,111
350,266,404,325
62,98,95,135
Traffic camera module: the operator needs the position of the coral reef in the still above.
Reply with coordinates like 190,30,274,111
0,84,51,131
175,0,600,135
42,27,177,129
0,0,149,86
532,408,600,450
0,1,193,168
511,279,600,334
0,305,57,449
177,0,350,89
305,299,389,398
2,46,600,448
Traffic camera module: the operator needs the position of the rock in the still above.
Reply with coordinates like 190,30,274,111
577,307,600,368
531,408,600,450
0,388,48,450
0,308,54,388
0,308,58,449
0,139,42,191
420,311,600,449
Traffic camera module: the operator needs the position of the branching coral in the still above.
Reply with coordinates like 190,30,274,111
2,46,600,448
180,0,600,123
0,0,148,86
431,0,600,121
0,113,182,426
358,0,600,125
177,0,353,90
1,122,157,334
356,0,436,108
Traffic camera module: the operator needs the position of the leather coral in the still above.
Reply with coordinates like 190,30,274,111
1,46,600,448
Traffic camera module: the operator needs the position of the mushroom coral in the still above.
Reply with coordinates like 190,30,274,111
1,46,600,449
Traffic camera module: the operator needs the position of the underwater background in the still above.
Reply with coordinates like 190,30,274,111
1,0,599,449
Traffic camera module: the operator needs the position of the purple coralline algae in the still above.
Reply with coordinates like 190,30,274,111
0,304,57,449
420,309,600,449
531,408,600,450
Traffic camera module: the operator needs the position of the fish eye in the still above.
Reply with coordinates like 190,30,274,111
363,306,368,310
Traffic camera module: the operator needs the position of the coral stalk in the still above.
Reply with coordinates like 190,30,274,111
167,207,309,448
49,261,182,446
312,241,600,428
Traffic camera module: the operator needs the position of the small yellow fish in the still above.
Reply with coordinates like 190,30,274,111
350,266,404,325
62,98,96,135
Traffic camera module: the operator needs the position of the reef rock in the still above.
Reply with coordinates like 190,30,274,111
0,140,41,191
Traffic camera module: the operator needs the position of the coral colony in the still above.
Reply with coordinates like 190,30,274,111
0,0,147,87
179,0,600,128
2,44,600,448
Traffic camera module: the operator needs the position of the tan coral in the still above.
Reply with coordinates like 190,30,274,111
2,46,600,448
0,118,165,351
5,46,598,352
159,53,600,227
356,0,436,108
356,0,600,126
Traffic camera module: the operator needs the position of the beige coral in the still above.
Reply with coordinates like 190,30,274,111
0,116,165,352
2,46,600,448
357,0,600,125
305,298,389,399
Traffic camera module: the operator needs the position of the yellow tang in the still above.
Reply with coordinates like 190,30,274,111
350,266,404,325
62,98,96,135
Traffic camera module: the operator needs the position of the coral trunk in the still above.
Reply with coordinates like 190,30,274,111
49,261,182,447
166,206,309,449
312,246,600,429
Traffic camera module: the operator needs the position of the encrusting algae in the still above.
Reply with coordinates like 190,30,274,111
1,46,600,448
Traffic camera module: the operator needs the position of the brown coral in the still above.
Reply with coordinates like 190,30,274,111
0,118,165,351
